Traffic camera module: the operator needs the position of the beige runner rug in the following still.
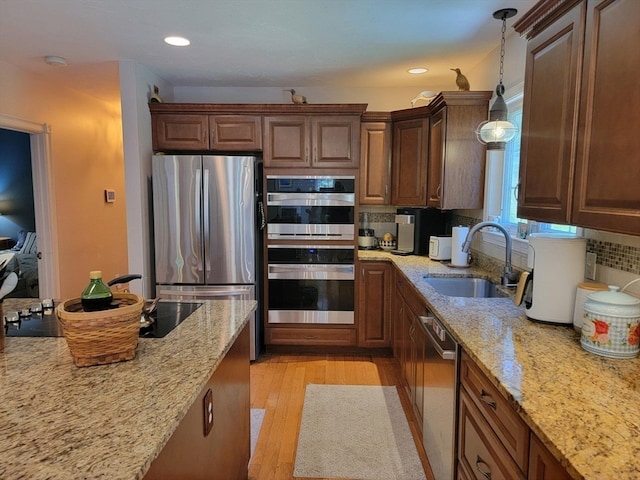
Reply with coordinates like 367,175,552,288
294,384,427,480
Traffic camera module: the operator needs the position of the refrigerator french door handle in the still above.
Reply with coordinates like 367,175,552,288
195,168,204,272
203,168,211,274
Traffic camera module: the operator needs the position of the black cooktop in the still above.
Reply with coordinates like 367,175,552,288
4,301,203,339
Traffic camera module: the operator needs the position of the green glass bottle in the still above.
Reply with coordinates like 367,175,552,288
81,271,113,312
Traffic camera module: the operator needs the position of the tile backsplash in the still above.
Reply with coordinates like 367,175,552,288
360,206,640,293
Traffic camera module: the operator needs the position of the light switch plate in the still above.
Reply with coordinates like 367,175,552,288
585,252,597,280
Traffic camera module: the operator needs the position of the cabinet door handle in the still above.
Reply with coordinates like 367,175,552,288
211,127,215,140
514,182,520,202
436,184,442,199
475,455,492,480
480,390,497,410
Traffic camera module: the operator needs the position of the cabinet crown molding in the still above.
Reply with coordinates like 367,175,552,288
514,0,583,39
149,103,368,116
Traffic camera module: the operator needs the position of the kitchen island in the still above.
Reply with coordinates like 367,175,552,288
0,299,256,480
360,251,640,480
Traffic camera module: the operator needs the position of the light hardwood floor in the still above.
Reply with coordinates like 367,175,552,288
248,353,434,480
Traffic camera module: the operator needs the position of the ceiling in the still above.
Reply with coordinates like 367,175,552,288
0,0,537,103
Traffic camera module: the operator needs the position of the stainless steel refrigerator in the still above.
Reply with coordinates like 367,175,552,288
152,154,262,359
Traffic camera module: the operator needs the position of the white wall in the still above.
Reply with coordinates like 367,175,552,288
120,60,174,297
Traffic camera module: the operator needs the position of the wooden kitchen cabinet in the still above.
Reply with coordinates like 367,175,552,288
359,113,392,204
209,115,262,150
391,116,428,206
263,115,361,168
144,324,250,480
390,91,491,208
265,326,356,346
458,351,571,480
357,261,392,347
426,92,492,209
152,113,209,151
458,388,526,480
515,0,584,225
528,435,573,480
394,272,428,427
515,0,640,235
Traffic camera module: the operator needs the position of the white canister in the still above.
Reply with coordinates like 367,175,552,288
573,281,608,332
580,286,640,359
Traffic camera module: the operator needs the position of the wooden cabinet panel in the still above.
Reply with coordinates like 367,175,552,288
263,116,309,167
528,434,573,480
359,120,392,204
427,98,489,210
427,109,445,207
144,324,250,480
517,1,584,224
461,352,530,471
312,116,360,168
152,114,209,151
265,326,356,346
263,115,360,168
458,388,526,480
391,118,428,205
210,115,262,150
571,0,640,234
517,0,640,235
357,262,392,347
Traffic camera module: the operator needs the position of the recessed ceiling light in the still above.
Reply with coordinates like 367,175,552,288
408,67,428,74
164,36,190,47
44,55,67,67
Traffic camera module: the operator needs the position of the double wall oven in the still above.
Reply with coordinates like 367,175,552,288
266,175,355,326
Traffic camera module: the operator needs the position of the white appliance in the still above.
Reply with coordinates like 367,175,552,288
429,236,452,260
521,234,586,325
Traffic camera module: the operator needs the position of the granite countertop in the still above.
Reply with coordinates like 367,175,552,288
359,251,640,480
0,298,256,480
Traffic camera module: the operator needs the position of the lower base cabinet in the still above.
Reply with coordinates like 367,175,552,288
458,351,572,480
144,324,250,480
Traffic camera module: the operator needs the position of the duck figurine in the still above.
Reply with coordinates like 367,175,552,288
285,89,308,104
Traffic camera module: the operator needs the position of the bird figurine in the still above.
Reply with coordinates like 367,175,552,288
410,90,437,107
149,85,163,103
450,68,470,91
285,89,307,104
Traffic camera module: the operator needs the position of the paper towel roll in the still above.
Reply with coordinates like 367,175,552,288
451,226,470,267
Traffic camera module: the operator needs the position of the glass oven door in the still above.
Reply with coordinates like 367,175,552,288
267,246,355,324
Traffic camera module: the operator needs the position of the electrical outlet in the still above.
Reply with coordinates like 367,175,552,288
585,252,597,280
203,388,214,437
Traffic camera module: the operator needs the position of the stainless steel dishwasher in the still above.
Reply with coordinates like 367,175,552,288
420,310,459,480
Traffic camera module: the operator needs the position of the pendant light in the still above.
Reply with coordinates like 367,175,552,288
476,8,518,151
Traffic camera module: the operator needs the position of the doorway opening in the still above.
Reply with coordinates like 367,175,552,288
0,114,59,299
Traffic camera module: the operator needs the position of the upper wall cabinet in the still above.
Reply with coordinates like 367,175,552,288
263,114,362,168
391,115,429,206
152,113,210,151
515,0,640,235
359,112,392,205
149,103,367,161
426,92,492,209
390,91,491,208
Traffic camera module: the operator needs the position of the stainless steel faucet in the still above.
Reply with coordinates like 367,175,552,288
461,221,519,287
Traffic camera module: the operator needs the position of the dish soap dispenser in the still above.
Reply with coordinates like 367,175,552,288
81,271,113,312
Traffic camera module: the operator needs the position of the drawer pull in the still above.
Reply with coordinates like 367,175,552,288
475,455,492,480
303,335,318,340
480,390,497,409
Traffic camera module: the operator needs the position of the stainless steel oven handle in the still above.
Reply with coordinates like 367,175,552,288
266,192,355,206
420,316,456,361
268,263,355,280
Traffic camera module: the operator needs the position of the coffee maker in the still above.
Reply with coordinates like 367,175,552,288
392,207,449,255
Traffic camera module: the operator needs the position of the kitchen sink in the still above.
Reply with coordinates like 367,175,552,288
423,276,505,298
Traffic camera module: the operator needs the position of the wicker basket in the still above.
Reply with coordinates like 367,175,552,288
56,293,144,367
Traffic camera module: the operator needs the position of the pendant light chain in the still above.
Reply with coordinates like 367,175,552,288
499,14,507,86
